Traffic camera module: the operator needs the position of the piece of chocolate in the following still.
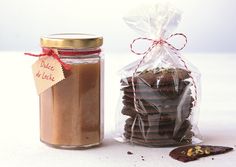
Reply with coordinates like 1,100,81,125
169,145,233,162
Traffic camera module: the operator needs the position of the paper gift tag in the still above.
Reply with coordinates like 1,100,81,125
32,56,65,94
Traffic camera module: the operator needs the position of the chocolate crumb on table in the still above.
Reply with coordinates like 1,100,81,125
169,145,233,162
127,151,133,155
141,155,145,161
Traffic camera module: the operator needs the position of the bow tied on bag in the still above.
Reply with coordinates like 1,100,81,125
130,33,188,55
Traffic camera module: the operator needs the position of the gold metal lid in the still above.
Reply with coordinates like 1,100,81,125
40,33,103,49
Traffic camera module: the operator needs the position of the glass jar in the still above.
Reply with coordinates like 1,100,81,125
39,33,104,149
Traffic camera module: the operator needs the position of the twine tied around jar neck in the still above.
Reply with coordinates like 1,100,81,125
25,48,71,70
129,33,198,112
24,48,102,70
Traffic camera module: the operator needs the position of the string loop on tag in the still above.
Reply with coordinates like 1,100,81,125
25,48,102,70
25,49,72,70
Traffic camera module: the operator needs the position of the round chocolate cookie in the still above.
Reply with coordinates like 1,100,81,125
125,117,179,128
122,95,182,106
124,112,178,122
125,117,176,127
121,103,192,119
123,92,177,100
122,99,193,111
122,89,194,109
124,119,191,134
124,132,173,140
124,132,192,147
123,131,193,142
123,120,193,147
121,81,189,98
122,105,180,115
121,81,188,92
121,68,191,87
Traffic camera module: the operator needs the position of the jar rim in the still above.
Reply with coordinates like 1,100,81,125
40,33,103,49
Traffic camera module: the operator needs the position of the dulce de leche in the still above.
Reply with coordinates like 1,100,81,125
39,33,104,149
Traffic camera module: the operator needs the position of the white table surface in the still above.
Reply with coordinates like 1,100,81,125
0,52,236,167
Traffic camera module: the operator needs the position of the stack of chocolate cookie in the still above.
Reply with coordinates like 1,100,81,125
121,68,194,147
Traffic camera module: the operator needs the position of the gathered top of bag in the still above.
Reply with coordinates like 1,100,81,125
123,3,182,39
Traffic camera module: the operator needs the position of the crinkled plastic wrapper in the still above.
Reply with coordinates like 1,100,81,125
115,3,202,147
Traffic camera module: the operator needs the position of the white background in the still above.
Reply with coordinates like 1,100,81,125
0,0,236,53
0,0,236,166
